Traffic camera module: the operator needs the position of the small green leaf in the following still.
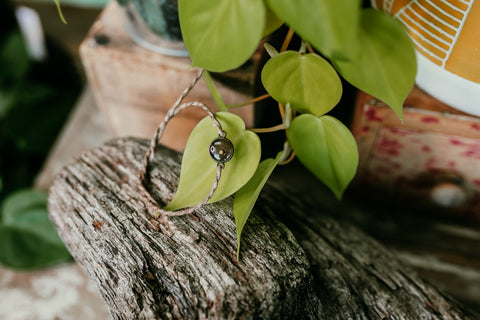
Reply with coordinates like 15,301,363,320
265,0,361,60
233,152,282,258
262,51,342,116
166,112,261,210
264,43,278,58
332,9,416,119
0,189,72,270
179,0,265,72
287,115,358,199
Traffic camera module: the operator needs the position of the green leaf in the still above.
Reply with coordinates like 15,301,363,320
264,43,278,58
165,112,261,210
0,31,31,83
179,0,265,72
0,89,15,117
233,152,282,258
265,0,361,60
263,5,283,37
261,51,342,116
0,226,72,270
332,9,416,119
0,189,72,270
287,115,358,199
203,71,227,112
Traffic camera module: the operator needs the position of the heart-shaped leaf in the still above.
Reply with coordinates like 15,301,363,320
166,112,261,211
265,0,361,60
178,0,265,72
262,51,342,116
287,115,358,199
332,9,416,119
233,152,282,258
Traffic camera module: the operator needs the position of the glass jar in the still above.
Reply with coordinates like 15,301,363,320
118,0,189,57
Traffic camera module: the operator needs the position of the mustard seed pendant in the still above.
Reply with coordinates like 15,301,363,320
209,136,234,164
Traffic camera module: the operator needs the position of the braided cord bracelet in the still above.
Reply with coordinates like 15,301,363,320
139,69,234,217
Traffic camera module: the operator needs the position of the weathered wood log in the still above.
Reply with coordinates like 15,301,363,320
48,137,478,319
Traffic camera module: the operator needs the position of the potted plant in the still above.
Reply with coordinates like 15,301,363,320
54,0,416,256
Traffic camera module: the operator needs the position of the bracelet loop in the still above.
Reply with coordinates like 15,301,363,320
140,69,233,217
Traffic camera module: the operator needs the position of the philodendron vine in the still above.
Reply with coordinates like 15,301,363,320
173,0,416,257
55,0,416,257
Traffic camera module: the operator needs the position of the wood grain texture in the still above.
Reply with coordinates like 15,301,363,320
48,137,478,319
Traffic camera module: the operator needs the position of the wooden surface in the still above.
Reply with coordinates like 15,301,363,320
80,2,254,151
0,264,110,320
48,137,478,319
14,2,480,316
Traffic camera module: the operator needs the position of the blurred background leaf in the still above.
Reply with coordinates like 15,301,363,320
0,0,82,269
0,189,73,270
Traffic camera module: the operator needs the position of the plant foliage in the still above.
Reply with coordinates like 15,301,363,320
0,10,81,270
0,189,73,269
173,0,416,257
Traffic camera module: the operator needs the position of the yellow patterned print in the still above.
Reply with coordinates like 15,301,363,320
373,0,480,84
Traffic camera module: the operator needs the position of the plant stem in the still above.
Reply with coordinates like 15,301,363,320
279,151,296,165
278,103,285,119
227,94,270,108
307,44,315,54
299,41,307,54
249,124,285,133
280,28,294,52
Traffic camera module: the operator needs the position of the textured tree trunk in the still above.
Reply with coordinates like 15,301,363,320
48,137,477,320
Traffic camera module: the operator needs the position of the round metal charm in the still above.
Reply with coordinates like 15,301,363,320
209,137,234,164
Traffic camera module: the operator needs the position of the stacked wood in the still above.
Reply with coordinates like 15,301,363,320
48,137,478,319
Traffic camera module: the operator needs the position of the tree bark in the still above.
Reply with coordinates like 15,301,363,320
48,137,477,319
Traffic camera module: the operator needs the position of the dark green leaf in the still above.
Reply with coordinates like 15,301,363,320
0,226,71,270
0,89,15,117
265,0,361,60
288,115,358,199
165,112,261,210
0,31,30,83
262,51,342,116
233,152,281,258
332,9,416,119
2,189,64,246
178,0,265,72
0,189,72,270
